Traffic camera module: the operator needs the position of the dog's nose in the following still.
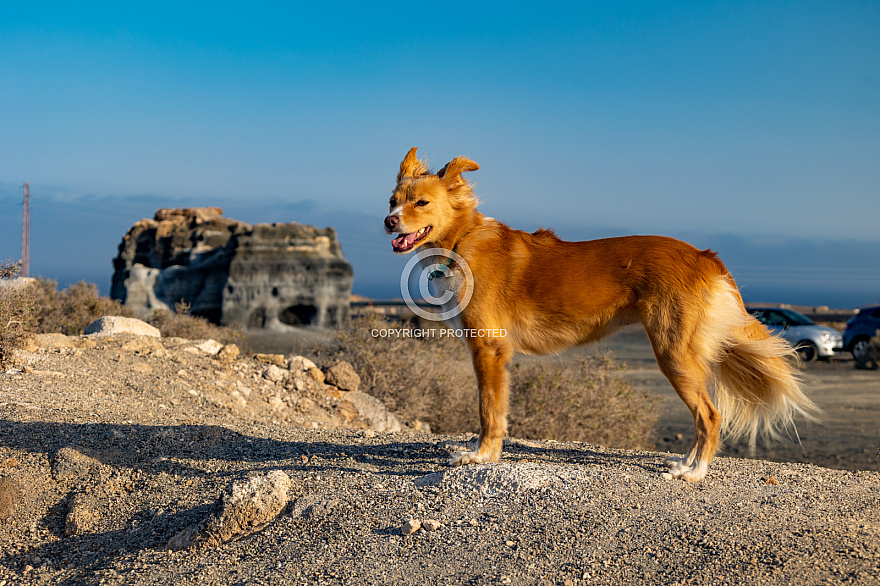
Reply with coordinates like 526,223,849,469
384,215,400,232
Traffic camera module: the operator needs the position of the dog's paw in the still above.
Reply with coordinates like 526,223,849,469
664,456,708,482
449,450,491,466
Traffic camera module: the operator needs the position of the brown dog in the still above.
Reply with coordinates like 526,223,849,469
384,147,816,481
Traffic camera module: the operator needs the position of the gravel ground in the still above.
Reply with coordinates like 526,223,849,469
0,333,878,585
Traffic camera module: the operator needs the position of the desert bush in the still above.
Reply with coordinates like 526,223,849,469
509,356,659,449
30,278,133,335
320,313,478,433
148,301,243,345
0,261,37,367
324,314,659,448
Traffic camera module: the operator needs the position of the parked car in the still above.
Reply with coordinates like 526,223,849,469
843,305,880,363
747,307,843,362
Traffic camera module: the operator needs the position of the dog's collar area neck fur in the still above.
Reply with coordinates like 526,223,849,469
428,231,470,280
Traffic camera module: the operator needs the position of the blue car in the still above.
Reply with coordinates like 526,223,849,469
747,307,843,362
843,305,880,363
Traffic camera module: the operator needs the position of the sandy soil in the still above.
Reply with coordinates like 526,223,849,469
0,328,877,585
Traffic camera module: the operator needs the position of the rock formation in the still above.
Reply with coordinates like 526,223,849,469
111,208,352,329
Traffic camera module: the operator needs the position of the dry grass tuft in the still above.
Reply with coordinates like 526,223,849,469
24,279,240,344
30,278,133,335
322,314,659,448
318,313,477,433
0,261,37,367
148,301,243,345
509,355,659,449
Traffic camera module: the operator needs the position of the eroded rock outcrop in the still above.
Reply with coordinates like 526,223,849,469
111,207,352,329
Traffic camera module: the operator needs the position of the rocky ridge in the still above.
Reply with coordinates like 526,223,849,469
111,207,353,329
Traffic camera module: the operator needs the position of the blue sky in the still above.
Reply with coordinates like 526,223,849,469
2,2,879,307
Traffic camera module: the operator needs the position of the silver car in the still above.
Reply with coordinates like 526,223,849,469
748,307,844,362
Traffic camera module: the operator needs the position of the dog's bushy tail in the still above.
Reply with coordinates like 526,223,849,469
700,276,818,453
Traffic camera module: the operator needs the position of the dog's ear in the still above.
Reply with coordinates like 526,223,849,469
397,147,429,182
438,156,480,189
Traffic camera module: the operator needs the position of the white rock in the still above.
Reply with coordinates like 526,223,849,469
401,519,421,535
344,390,402,432
263,364,287,383
83,316,160,338
194,340,223,355
288,356,317,372
168,471,291,550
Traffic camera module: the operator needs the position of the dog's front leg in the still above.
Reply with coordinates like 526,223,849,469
450,338,513,466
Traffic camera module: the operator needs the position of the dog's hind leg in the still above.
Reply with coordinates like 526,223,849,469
644,294,722,482
654,352,720,482
450,337,514,466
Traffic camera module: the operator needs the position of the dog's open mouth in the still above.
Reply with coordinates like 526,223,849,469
392,226,432,252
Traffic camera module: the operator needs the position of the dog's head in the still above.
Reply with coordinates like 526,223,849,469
384,147,480,254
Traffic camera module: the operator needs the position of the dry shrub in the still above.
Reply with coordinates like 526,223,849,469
148,301,243,345
28,278,241,343
509,355,659,449
30,278,133,335
322,313,477,433
326,314,659,448
0,261,37,367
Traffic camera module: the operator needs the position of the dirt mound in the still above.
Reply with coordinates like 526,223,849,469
0,332,877,585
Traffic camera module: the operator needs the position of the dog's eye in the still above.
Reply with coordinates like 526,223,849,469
416,200,429,207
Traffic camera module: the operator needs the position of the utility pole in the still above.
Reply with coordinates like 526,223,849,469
21,182,30,277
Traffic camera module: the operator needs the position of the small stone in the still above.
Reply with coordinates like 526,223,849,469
268,396,284,411
255,353,286,366
661,472,674,481
288,356,318,372
306,366,325,384
505,540,516,547
217,344,240,363
322,360,361,392
765,476,780,485
168,470,291,550
263,365,287,383
422,519,441,531
401,519,421,535
194,339,223,356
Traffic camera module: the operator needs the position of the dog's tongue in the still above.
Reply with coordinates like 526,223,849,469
392,232,418,251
